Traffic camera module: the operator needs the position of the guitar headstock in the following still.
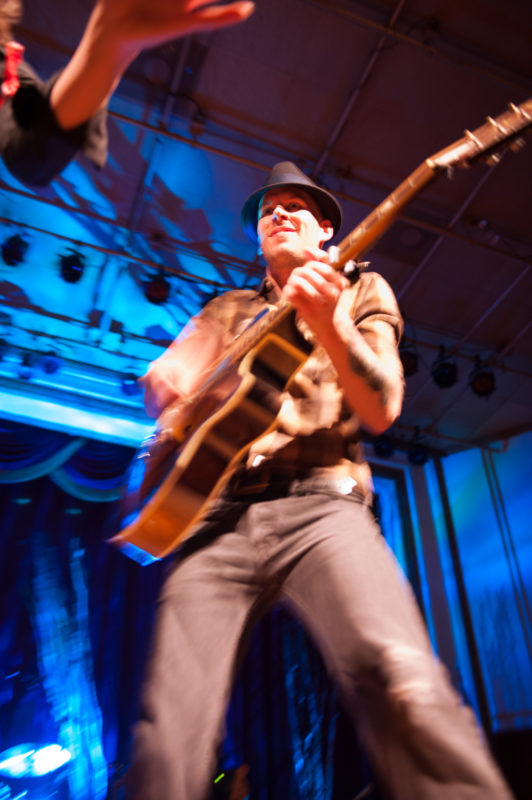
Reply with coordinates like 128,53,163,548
428,98,532,172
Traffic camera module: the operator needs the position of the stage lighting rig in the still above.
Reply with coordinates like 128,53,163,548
1,234,28,266
399,341,419,377
431,345,457,389
469,356,496,398
59,250,85,284
144,272,170,305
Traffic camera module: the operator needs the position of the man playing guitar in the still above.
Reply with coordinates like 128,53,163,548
127,161,513,800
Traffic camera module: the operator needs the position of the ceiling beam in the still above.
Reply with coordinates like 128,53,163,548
312,0,406,178
308,0,531,94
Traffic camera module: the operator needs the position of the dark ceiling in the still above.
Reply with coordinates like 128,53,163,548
1,0,531,455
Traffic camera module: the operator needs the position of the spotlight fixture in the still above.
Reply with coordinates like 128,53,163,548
373,434,395,459
0,742,71,797
59,250,85,284
121,372,141,396
41,352,62,375
407,428,429,466
144,272,170,305
18,352,36,380
431,345,457,389
399,341,419,377
469,356,495,398
1,234,28,265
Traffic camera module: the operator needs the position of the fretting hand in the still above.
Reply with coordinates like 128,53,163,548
282,248,349,342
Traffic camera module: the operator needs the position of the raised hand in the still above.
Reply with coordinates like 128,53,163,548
96,0,256,52
50,0,254,129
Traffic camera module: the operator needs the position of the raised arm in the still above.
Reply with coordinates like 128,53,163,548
49,0,255,130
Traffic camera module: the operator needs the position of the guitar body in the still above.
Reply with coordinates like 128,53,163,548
110,329,307,563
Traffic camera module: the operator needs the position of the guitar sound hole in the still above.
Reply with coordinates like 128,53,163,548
251,359,287,393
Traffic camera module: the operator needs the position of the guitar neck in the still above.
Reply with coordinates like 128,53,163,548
222,299,294,367
334,161,436,267
334,99,532,268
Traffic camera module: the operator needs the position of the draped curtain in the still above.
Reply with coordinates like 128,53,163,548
0,420,368,800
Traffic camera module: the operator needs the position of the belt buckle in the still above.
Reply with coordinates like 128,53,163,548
290,475,358,497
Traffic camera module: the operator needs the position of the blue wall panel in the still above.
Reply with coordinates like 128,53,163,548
441,445,532,732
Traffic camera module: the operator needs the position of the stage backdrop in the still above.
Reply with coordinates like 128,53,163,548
0,419,530,799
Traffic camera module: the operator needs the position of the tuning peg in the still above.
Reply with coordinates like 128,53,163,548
486,116,507,134
509,102,531,121
464,129,482,148
509,136,526,152
485,153,501,165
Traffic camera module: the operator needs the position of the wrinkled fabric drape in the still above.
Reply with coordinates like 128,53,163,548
0,420,367,799
0,420,132,499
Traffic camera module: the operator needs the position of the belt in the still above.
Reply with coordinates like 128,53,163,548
226,472,366,504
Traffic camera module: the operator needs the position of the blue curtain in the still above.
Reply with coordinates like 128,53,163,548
0,420,368,800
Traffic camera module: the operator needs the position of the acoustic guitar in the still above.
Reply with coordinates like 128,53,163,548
110,99,532,564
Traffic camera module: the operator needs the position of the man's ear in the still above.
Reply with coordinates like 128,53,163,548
319,220,334,247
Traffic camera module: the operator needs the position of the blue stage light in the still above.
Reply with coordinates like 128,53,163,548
0,744,71,781
1,234,28,266
144,273,170,305
121,372,141,396
59,251,85,284
41,353,62,375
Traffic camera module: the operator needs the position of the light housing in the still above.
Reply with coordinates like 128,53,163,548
144,273,170,305
431,345,457,388
469,356,495,398
60,250,85,284
373,434,395,459
399,341,419,377
1,234,28,266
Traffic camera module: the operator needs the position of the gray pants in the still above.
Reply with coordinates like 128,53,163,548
127,494,512,799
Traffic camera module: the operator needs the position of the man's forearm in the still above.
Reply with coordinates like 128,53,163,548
318,310,404,434
347,337,392,410
49,3,135,130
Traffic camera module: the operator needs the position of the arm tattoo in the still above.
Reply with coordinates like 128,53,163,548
347,344,392,407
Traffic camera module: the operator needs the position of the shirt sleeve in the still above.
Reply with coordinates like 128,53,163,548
141,312,228,418
0,57,108,187
141,290,261,418
350,271,404,351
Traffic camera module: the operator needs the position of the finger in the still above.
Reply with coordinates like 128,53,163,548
296,262,347,292
187,1,255,30
287,272,340,306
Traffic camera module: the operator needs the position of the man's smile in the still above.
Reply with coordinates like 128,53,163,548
269,223,297,236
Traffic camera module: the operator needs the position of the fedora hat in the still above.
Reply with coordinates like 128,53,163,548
241,161,342,242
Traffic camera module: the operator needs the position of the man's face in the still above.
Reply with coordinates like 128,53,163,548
256,188,333,282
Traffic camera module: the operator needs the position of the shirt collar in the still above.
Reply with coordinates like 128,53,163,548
256,277,281,304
